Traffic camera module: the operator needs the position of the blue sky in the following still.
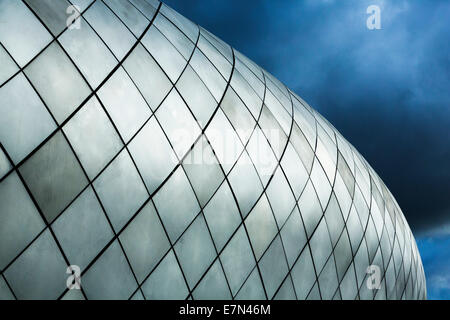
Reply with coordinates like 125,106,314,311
417,232,450,300
164,0,450,299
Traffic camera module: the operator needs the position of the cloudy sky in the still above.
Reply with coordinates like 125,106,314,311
164,0,450,299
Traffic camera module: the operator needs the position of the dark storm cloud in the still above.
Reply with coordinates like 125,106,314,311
164,0,450,235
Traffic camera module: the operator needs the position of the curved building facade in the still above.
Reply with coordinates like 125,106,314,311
0,0,426,300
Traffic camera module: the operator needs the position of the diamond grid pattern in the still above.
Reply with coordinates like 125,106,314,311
0,0,426,300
